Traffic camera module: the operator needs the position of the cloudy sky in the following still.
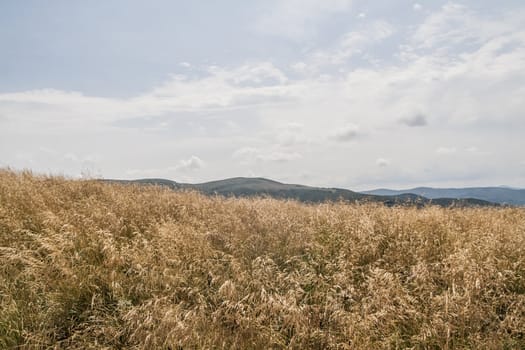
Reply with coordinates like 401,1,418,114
1,0,524,190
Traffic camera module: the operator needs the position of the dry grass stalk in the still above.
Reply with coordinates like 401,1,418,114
0,169,524,349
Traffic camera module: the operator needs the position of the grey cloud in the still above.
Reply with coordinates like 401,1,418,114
331,124,361,142
400,113,428,127
276,132,309,147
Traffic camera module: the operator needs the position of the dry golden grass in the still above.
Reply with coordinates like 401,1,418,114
1,169,524,349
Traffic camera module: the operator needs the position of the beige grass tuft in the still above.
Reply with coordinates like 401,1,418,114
0,169,524,349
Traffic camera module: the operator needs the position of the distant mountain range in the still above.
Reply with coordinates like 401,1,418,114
361,187,525,206
103,177,501,207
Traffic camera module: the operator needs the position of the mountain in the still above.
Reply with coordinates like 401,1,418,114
361,187,525,206
192,177,366,201
103,177,497,207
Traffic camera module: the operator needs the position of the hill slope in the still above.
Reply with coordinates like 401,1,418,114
105,177,497,207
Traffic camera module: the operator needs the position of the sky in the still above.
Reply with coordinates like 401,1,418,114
1,0,525,190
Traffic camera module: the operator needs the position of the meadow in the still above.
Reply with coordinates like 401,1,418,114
1,169,524,349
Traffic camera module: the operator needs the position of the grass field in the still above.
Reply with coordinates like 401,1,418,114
1,169,524,349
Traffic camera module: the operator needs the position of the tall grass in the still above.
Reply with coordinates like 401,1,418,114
1,169,524,349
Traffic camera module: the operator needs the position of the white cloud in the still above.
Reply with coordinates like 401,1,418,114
410,3,524,51
227,62,288,87
270,122,312,147
290,61,308,73
233,147,301,163
126,168,159,177
63,152,99,164
126,156,205,179
232,147,259,160
64,153,79,162
413,3,422,11
2,3,525,188
376,158,390,167
258,151,302,162
436,147,457,155
412,3,472,49
284,122,304,130
172,156,205,171
254,0,353,40
465,146,492,156
310,20,394,67
7,16,522,137
0,62,300,131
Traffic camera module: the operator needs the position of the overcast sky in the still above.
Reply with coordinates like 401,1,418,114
1,0,524,190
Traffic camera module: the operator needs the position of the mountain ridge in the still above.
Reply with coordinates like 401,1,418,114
361,186,525,206
103,177,499,207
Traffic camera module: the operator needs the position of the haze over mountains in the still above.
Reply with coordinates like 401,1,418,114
105,177,505,207
362,187,525,206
